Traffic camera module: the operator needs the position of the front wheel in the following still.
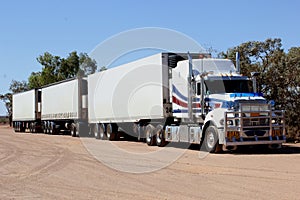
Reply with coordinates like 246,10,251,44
203,125,219,153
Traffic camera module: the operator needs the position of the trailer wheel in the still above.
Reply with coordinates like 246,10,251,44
20,123,25,132
43,122,49,134
106,124,116,141
32,123,36,133
204,125,219,153
29,123,33,133
93,124,100,139
14,122,19,132
99,124,106,140
49,122,54,135
71,123,77,137
156,125,166,147
145,124,156,146
137,125,145,142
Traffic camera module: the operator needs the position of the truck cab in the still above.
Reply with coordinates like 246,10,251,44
166,57,285,152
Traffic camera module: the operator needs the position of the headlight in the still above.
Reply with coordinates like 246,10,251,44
227,120,234,125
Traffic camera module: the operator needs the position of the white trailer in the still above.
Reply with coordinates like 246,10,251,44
12,89,41,132
41,77,88,136
87,53,210,142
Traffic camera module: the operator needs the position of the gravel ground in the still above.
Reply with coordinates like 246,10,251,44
1,125,300,200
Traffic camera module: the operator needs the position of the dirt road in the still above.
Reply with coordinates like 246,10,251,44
1,125,300,200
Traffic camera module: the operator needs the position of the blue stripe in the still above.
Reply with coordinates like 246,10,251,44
229,93,263,98
173,109,202,113
172,85,188,101
172,85,200,102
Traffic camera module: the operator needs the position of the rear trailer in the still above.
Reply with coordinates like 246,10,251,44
12,89,41,132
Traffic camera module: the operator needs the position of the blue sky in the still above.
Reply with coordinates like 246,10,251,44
1,0,300,115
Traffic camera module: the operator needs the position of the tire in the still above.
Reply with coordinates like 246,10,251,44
32,123,36,133
94,124,100,139
20,123,25,132
29,123,33,133
14,122,19,132
137,125,144,142
43,122,48,134
106,124,116,141
204,125,219,153
156,124,166,147
145,124,156,146
49,122,54,135
99,124,106,140
71,123,77,137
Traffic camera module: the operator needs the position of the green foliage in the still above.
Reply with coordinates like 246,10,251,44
28,51,98,89
79,53,98,75
9,80,28,93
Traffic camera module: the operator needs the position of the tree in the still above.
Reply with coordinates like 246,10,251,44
0,80,28,126
37,52,61,85
59,51,80,79
79,53,98,75
28,51,98,89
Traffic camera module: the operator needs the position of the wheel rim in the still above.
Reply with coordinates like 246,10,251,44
107,126,111,139
99,124,105,139
207,131,215,149
94,125,99,138
146,131,151,143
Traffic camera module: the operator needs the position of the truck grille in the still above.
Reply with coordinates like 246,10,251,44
225,103,285,141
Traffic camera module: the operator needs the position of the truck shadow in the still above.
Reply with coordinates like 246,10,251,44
187,143,300,155
221,144,300,155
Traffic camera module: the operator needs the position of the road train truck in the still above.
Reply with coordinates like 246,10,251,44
88,52,285,152
12,52,286,152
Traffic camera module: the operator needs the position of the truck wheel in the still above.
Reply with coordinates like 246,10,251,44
99,124,106,140
94,124,100,139
32,123,36,133
156,125,166,147
106,124,116,141
20,123,25,132
137,125,145,142
145,124,156,146
29,123,33,133
71,123,77,137
204,125,219,153
49,122,54,135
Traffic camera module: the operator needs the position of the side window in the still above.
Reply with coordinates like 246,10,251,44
196,82,201,96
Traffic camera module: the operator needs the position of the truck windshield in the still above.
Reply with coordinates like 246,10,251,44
205,79,252,94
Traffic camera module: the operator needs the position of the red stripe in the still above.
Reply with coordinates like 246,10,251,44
193,103,201,108
172,96,188,108
173,96,202,108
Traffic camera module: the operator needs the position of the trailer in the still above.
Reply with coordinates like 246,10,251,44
40,77,88,136
12,89,41,132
